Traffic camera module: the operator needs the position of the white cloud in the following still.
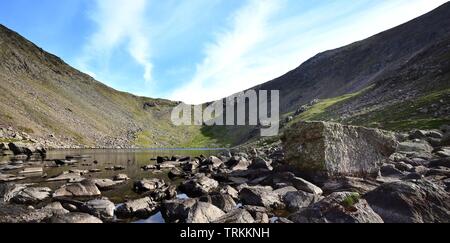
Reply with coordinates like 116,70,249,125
169,0,449,104
77,0,153,82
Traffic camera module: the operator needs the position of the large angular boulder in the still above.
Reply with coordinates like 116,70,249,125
364,180,450,223
282,121,398,178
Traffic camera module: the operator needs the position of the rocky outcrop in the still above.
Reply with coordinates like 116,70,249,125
364,180,450,223
289,192,383,223
282,121,398,178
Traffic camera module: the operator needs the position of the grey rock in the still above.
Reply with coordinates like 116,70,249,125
364,180,450,223
134,178,166,193
116,197,158,219
289,192,383,223
186,201,225,223
239,186,283,209
11,187,52,205
53,180,101,198
200,192,237,213
248,157,273,170
49,212,102,223
283,121,398,178
92,179,124,191
81,198,115,219
113,173,130,181
179,174,219,197
162,199,225,223
322,177,380,194
283,191,321,212
213,208,255,223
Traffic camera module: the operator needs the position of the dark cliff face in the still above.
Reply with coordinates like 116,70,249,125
251,2,450,114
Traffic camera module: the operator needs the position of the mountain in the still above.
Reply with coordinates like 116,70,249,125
211,2,450,145
0,24,223,148
1,3,449,148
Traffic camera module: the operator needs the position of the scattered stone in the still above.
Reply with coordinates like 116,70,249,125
219,185,239,200
289,192,383,223
185,201,225,223
53,180,101,198
179,174,219,197
213,208,255,223
116,197,158,219
242,205,270,223
203,156,224,169
248,157,273,170
134,178,166,193
239,186,283,209
199,192,237,213
80,198,115,220
49,212,102,223
113,174,130,181
168,168,186,179
227,156,251,171
46,172,84,182
43,202,70,215
92,179,124,191
282,190,321,212
364,180,450,223
11,187,52,205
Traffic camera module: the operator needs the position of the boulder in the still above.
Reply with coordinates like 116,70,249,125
289,192,383,223
226,156,251,171
49,212,102,223
0,183,27,202
53,180,101,198
364,180,450,223
282,191,321,212
80,198,115,220
322,177,380,194
242,205,270,223
92,179,124,191
11,187,52,205
7,143,32,156
162,199,225,223
134,178,166,193
113,174,130,181
186,201,225,223
239,186,283,209
199,192,237,213
43,202,70,215
248,157,273,170
213,208,255,223
202,156,224,168
179,174,219,197
219,185,239,200
282,121,398,178
116,197,158,219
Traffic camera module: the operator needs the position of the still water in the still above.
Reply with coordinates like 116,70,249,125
1,148,227,223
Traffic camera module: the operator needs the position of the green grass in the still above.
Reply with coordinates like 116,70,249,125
341,193,361,208
349,88,450,131
287,87,372,126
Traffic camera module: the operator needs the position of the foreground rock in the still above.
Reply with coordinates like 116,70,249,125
49,212,103,223
53,180,101,198
364,180,450,223
289,192,383,223
162,199,225,223
116,197,158,219
11,187,52,205
239,186,283,209
283,121,398,178
179,174,219,197
80,198,115,220
213,208,255,223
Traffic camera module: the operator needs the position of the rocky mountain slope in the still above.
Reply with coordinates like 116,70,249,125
1,3,449,148
210,2,450,145
0,24,223,148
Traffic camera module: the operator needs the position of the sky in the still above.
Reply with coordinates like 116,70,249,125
0,0,448,104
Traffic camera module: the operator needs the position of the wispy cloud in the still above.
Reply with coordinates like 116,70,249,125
169,0,449,104
77,0,153,83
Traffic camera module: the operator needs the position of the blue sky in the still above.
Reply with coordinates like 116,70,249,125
0,0,448,104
